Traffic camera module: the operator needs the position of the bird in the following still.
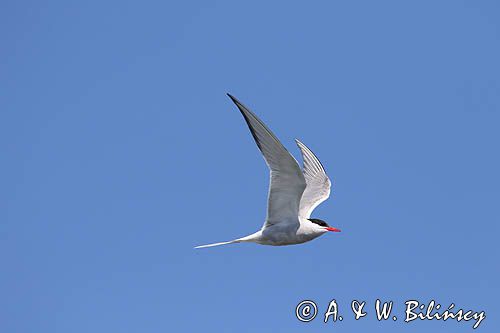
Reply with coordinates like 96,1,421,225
195,94,340,249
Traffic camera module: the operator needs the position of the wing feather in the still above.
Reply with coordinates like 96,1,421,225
227,94,306,228
295,139,331,218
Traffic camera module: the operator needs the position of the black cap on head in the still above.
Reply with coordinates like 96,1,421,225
308,218,330,228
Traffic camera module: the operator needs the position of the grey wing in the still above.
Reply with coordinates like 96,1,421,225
227,94,306,228
295,139,331,218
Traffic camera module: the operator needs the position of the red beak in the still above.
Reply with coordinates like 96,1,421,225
326,227,341,232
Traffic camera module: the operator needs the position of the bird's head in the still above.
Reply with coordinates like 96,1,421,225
308,218,341,233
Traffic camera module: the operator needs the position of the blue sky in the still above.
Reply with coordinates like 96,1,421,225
1,0,499,332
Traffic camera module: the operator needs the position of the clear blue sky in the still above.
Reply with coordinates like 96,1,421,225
1,1,499,332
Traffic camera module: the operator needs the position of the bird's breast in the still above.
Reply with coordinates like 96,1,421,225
258,222,323,245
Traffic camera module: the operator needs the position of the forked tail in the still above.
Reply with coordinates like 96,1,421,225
195,231,261,249
194,239,241,249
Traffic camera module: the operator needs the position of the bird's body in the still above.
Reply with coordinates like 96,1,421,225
258,218,328,245
196,219,325,248
195,94,340,249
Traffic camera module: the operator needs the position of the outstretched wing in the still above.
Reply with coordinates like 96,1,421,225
295,139,331,218
227,94,306,228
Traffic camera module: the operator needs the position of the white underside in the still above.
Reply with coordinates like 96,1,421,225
195,218,327,248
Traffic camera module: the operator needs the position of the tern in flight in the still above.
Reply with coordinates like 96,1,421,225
195,94,340,249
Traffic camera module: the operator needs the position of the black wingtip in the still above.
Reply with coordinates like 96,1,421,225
227,93,247,113
226,93,239,104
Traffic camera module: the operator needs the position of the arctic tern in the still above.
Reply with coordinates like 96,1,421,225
195,94,340,249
